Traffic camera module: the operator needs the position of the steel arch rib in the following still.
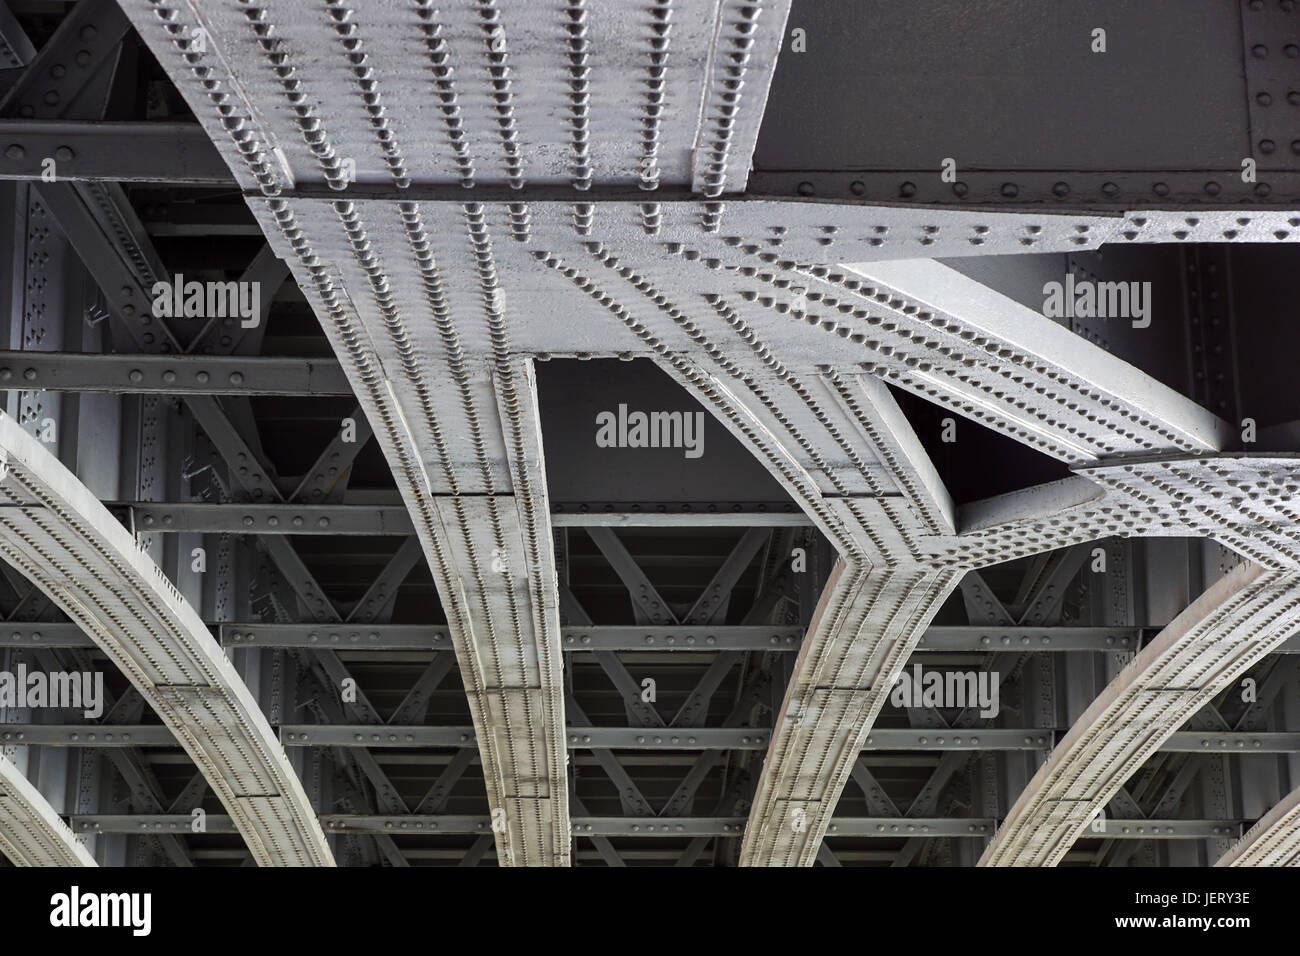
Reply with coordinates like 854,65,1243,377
0,753,95,866
980,563,1300,867
1215,785,1300,866
657,333,962,866
258,199,572,865
0,414,332,866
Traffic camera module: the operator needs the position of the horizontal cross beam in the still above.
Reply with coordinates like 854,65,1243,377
66,814,1242,841
0,121,232,184
551,510,811,528
0,621,1214,657
0,352,352,396
110,504,812,535
11,725,1300,754
0,725,1043,752
225,624,805,652
118,503,414,536
917,626,1145,653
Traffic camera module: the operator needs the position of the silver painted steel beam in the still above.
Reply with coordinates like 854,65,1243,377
117,0,792,194
980,563,1300,867
1163,733,1300,754
0,754,95,866
0,413,332,866
839,260,1230,463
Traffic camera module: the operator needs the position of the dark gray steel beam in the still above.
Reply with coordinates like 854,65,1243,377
0,351,351,396
18,724,1300,754
0,726,179,747
117,504,817,536
553,511,812,528
0,3,35,74
916,625,1144,653
0,0,129,122
222,623,445,650
1164,732,1300,753
0,121,231,184
121,503,414,536
9,620,1290,656
290,403,373,504
67,813,1240,840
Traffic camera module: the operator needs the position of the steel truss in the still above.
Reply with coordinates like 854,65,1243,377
106,0,1300,869
0,0,1293,868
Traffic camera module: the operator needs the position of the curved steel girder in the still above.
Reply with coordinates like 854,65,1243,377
980,563,1300,867
837,260,1231,463
252,201,573,866
739,561,961,865
521,239,1292,865
118,0,801,870
929,455,1300,572
0,415,333,866
1215,786,1300,866
0,753,95,866
624,349,963,865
